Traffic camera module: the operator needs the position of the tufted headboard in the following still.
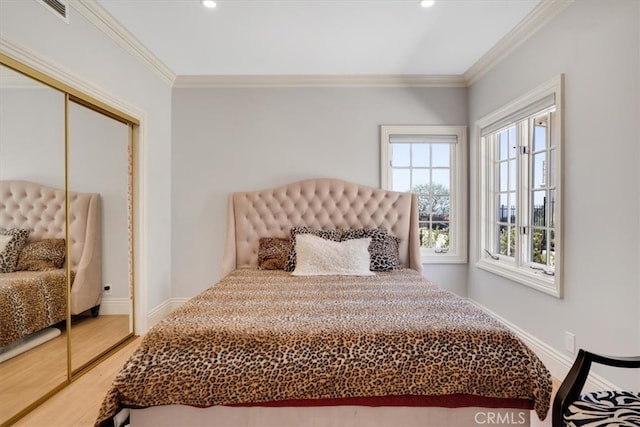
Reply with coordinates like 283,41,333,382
0,180,102,314
221,178,423,277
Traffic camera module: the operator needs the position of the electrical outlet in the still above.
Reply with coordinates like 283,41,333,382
103,284,112,295
564,331,575,353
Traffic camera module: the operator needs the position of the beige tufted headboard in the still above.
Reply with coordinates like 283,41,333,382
221,178,423,277
0,180,102,314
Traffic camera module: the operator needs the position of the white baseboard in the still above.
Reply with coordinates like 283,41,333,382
467,299,619,392
146,298,190,329
100,298,131,315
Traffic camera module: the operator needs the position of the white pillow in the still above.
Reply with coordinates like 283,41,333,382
0,234,12,254
291,233,374,276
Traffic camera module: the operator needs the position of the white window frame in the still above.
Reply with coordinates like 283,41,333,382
381,125,467,264
476,75,564,297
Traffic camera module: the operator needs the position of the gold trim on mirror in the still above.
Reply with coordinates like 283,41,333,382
0,53,139,126
129,125,136,334
65,92,72,382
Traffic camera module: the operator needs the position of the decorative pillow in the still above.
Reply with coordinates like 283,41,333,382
257,237,291,270
15,238,66,272
0,234,11,254
291,234,373,276
284,226,343,272
341,228,401,271
0,228,31,273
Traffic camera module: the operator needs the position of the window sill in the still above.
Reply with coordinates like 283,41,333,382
475,258,561,297
421,251,467,264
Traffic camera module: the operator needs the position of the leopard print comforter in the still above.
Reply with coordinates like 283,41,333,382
96,269,551,426
0,269,68,347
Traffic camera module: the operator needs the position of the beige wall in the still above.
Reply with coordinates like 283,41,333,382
467,0,640,389
0,0,173,326
171,86,469,297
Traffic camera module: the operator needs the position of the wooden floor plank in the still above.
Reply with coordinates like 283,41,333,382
1,315,132,425
11,337,140,427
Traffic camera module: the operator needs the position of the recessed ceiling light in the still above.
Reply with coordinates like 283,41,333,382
420,0,435,7
202,0,217,9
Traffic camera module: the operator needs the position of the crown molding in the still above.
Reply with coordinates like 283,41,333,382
31,0,568,89
464,0,573,86
70,0,176,86
174,74,467,88
0,35,144,122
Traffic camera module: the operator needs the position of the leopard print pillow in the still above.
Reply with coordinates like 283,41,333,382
0,228,31,273
15,238,66,272
341,228,401,271
284,227,343,272
257,237,290,270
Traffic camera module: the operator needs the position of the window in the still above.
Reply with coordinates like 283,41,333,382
381,125,467,263
476,75,563,297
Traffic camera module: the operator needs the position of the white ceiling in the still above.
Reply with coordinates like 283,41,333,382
96,0,541,76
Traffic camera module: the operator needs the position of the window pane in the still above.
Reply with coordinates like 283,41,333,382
499,131,509,160
532,152,546,189
533,117,547,152
549,230,556,267
548,147,555,187
392,143,411,167
432,169,449,192
532,191,546,227
531,228,547,264
432,144,450,167
508,126,517,158
509,193,517,224
413,144,430,167
509,159,516,191
412,169,430,188
495,225,508,255
420,226,433,248
497,193,508,223
548,111,556,149
499,225,515,257
434,224,449,249
499,162,508,192
420,226,449,249
433,195,449,218
549,190,556,227
417,194,431,219
392,169,410,192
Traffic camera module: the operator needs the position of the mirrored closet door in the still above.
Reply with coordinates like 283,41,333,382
0,54,137,426
0,63,68,425
67,100,133,373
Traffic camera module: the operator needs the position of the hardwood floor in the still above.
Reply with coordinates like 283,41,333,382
11,337,140,427
69,313,132,371
1,315,131,425
10,339,558,427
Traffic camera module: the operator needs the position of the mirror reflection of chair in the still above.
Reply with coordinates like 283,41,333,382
552,349,640,426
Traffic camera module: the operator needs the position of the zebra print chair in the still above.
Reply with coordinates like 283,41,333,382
552,349,640,426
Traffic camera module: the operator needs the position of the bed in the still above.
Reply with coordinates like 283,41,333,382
96,178,551,427
0,180,102,347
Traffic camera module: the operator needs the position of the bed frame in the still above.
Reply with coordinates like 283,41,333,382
0,180,102,315
128,178,535,427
